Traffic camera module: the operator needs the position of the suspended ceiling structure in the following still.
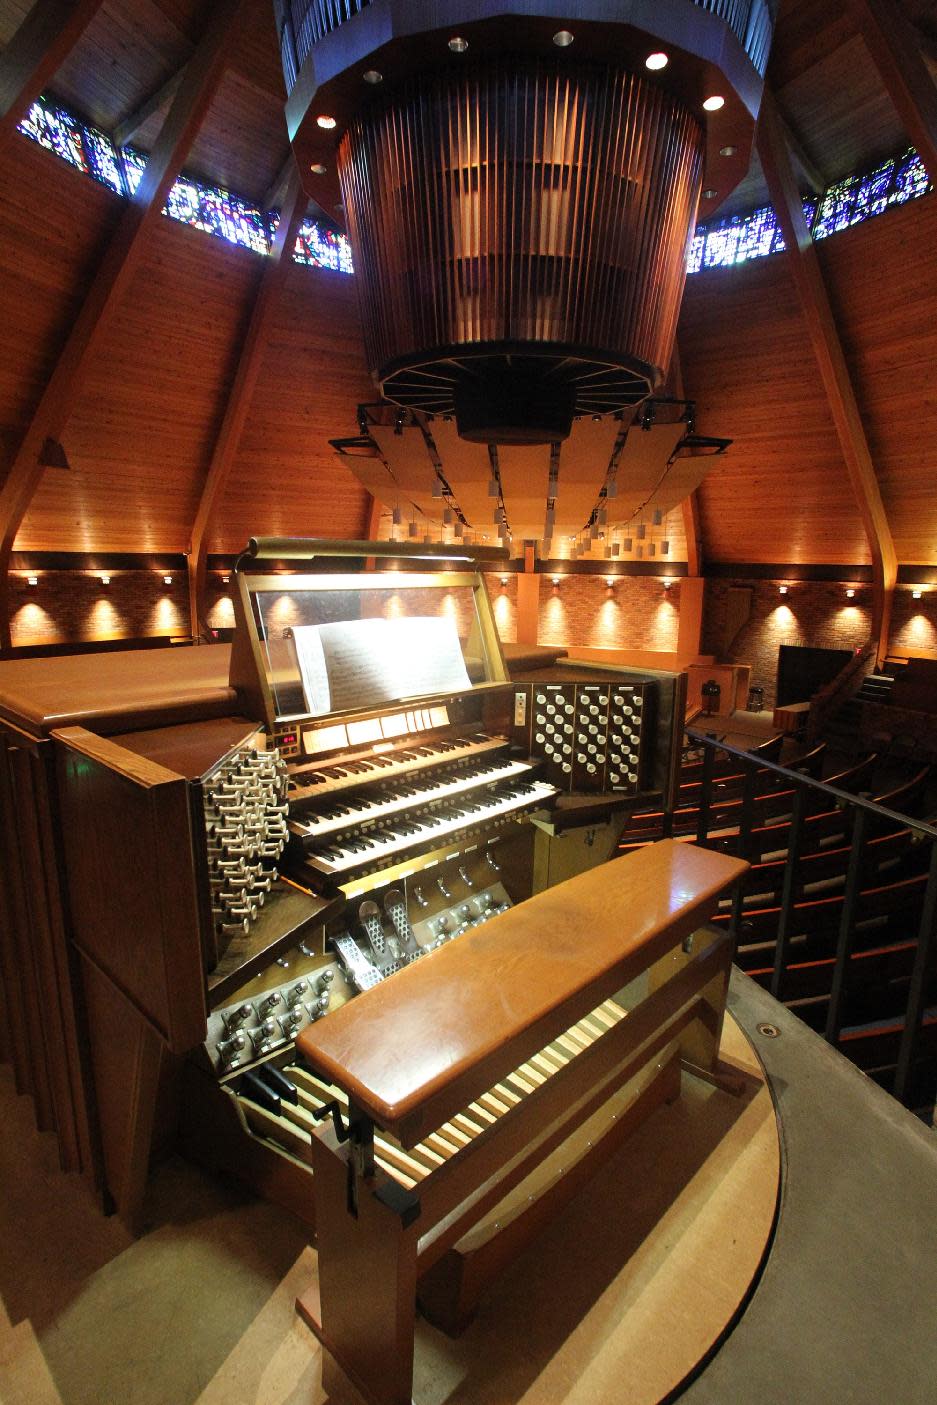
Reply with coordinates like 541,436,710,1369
282,0,766,559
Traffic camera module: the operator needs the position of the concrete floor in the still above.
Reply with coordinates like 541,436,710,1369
3,974,937,1405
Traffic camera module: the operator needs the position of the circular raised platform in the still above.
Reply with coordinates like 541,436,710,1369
309,1011,780,1404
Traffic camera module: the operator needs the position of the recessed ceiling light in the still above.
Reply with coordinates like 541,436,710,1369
309,162,327,174
719,144,737,157
316,114,337,130
703,95,725,112
702,188,718,199
448,35,468,53
553,30,574,47
363,69,382,84
645,52,668,70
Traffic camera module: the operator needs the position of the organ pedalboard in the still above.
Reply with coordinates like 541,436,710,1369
513,679,655,794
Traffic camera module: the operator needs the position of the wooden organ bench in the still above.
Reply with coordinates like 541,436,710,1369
294,838,748,1405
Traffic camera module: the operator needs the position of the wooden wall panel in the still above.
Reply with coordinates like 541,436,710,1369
816,192,937,565
678,253,870,566
207,260,375,553
0,138,119,473
19,214,261,551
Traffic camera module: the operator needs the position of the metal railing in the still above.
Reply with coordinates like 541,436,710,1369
273,0,777,92
686,728,937,1108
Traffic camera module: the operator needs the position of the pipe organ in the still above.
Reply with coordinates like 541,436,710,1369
0,540,719,1345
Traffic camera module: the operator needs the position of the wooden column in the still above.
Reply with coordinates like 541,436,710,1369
0,0,106,149
187,166,307,635
669,346,703,578
852,0,937,182
516,544,540,645
757,87,897,664
0,0,251,648
677,575,705,665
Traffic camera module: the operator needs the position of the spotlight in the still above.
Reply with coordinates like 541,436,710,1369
913,589,923,600
488,476,498,497
222,575,230,585
310,163,327,175
661,540,670,555
100,574,111,586
845,588,856,599
553,30,574,47
448,35,468,52
552,576,561,587
26,575,38,587
703,95,725,112
622,538,633,552
316,114,337,129
645,52,668,70
652,507,663,526
605,577,615,588
363,70,383,84
778,585,788,595
702,188,718,199
663,579,673,590
500,576,508,588
719,145,737,157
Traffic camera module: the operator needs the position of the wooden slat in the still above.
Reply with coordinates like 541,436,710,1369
0,0,106,147
0,0,252,646
110,62,187,148
756,86,897,661
187,167,308,634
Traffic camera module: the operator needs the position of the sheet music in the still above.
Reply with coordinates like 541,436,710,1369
312,615,471,713
288,625,332,715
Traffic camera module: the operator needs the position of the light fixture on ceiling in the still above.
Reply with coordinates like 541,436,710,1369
611,543,620,556
316,114,337,129
488,475,498,497
392,505,402,525
702,187,718,199
661,540,670,555
719,145,737,157
310,162,327,174
622,538,633,552
553,30,574,47
636,522,646,540
363,70,383,84
448,35,468,52
409,520,419,537
703,95,725,112
645,52,668,70
652,507,663,526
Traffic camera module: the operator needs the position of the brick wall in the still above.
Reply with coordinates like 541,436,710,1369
484,572,517,644
701,578,873,709
10,570,190,646
890,589,937,657
538,575,680,650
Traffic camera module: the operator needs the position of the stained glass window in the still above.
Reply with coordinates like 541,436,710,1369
293,216,354,272
18,99,88,175
163,176,271,254
121,145,147,196
83,125,124,194
812,150,930,240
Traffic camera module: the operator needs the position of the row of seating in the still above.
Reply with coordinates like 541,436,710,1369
618,732,937,1103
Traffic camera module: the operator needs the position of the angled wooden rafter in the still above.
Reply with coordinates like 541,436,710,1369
852,0,937,182
0,0,106,150
187,168,309,635
668,345,703,578
111,62,189,150
757,86,898,664
0,0,253,648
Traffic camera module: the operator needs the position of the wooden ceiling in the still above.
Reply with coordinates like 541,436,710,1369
0,0,936,603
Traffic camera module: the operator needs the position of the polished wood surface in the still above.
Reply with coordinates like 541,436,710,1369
296,839,747,1142
0,0,254,645
0,640,233,735
758,87,897,661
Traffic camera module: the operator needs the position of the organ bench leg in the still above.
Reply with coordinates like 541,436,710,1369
298,1119,422,1405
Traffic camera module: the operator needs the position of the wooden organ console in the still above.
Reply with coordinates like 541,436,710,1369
0,538,703,1269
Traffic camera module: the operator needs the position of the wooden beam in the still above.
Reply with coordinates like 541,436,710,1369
668,346,703,577
0,0,106,150
261,147,297,211
187,169,309,635
111,63,188,150
0,0,252,649
757,86,897,664
852,0,937,182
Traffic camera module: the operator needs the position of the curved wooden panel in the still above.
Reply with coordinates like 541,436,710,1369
338,61,704,423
